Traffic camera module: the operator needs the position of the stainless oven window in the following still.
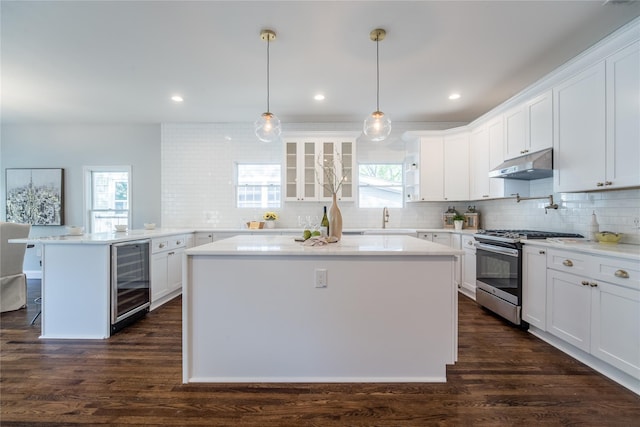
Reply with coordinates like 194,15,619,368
476,243,520,299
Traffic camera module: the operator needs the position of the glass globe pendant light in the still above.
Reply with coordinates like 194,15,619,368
363,28,391,142
255,29,281,143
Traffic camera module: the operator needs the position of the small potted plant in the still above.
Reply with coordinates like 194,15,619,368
263,211,278,229
453,213,465,231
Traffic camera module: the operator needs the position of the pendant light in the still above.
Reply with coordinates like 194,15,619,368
255,29,281,143
363,28,392,142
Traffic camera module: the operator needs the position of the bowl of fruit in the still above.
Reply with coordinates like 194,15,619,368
595,231,623,244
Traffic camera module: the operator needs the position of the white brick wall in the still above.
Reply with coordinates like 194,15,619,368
162,123,640,244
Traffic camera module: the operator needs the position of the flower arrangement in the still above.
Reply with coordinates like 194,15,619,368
317,150,349,195
263,211,279,221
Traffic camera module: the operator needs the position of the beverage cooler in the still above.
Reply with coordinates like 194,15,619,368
111,239,151,334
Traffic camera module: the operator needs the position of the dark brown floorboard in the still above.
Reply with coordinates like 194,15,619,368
1,279,639,426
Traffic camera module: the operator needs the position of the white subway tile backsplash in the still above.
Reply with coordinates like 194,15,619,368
162,123,640,245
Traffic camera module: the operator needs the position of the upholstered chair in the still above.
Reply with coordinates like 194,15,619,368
0,222,32,312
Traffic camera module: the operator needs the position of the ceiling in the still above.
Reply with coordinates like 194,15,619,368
2,1,639,125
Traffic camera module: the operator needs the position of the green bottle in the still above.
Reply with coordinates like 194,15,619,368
321,206,329,237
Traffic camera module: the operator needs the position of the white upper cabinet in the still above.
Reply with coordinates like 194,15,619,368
553,62,607,193
554,40,639,192
504,106,527,160
504,91,553,160
470,126,490,200
284,135,356,202
526,91,554,154
419,137,445,201
605,40,640,189
470,116,512,200
443,132,470,201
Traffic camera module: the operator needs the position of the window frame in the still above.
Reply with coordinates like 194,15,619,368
357,163,404,208
83,165,132,233
236,163,282,209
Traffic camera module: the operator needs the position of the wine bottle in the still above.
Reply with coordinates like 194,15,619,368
321,206,329,237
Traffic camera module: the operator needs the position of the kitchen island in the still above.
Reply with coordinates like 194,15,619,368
183,234,462,383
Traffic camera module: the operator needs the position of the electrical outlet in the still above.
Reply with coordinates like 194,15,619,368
314,268,327,288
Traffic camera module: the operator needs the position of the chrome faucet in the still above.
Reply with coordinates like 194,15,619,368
382,207,390,228
544,195,559,214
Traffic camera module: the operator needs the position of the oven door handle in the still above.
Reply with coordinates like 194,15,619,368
475,242,520,257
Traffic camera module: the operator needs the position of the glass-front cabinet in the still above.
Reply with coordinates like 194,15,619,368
284,134,356,202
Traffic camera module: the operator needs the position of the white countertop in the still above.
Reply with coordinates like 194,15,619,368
10,228,195,245
523,238,640,261
9,227,475,245
186,234,463,257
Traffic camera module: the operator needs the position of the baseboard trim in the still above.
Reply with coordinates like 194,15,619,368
529,326,639,396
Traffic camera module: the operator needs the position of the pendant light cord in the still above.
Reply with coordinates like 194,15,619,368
376,34,380,112
266,36,271,113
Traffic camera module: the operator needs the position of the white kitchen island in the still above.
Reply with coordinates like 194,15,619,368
183,234,462,383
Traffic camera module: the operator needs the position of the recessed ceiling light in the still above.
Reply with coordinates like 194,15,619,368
171,95,184,102
448,93,461,100
314,94,325,101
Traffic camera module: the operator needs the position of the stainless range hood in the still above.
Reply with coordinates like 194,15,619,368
489,148,553,180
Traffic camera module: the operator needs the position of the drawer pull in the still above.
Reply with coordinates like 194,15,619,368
614,270,629,279
596,182,604,187
562,259,573,267
159,243,165,249
590,282,598,288
539,250,546,255
581,280,590,286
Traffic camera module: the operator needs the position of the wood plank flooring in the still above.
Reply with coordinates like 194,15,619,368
1,280,639,426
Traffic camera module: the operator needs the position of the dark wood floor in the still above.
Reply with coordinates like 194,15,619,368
1,280,639,426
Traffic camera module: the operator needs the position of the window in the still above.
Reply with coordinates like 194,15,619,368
237,164,281,208
358,164,403,208
84,166,131,232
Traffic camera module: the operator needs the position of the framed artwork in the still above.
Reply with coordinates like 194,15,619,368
6,168,64,225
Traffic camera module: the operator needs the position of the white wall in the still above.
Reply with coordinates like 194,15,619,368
161,122,458,230
1,124,161,271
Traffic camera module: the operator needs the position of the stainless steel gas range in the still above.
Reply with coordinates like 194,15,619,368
473,229,583,327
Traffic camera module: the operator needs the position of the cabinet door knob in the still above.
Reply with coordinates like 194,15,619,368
581,280,590,286
590,282,598,287
596,182,604,187
539,250,546,255
605,181,613,186
562,259,573,267
614,269,629,279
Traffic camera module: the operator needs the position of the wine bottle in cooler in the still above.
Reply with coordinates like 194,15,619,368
321,206,329,237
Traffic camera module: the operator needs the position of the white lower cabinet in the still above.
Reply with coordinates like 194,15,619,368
461,235,476,300
590,279,640,378
418,232,459,288
151,234,186,310
522,245,547,329
544,248,640,381
546,268,592,352
194,231,238,246
451,233,462,290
